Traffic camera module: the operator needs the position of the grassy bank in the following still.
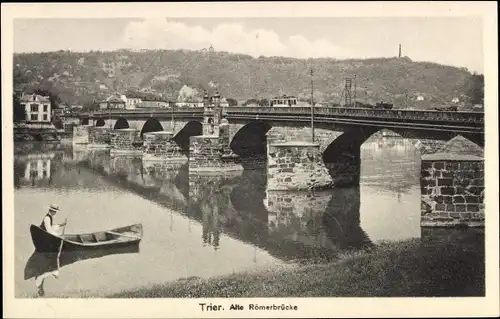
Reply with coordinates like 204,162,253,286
111,231,484,298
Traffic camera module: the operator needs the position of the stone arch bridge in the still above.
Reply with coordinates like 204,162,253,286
76,107,485,227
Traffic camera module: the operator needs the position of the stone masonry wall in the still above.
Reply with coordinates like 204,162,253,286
267,126,344,152
88,127,111,145
73,125,89,144
110,129,142,151
143,132,186,161
189,135,243,172
421,159,484,227
267,142,333,191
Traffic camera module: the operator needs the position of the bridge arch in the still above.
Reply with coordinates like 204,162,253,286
229,121,272,159
114,118,130,130
320,127,483,187
173,121,203,152
95,119,105,127
140,118,163,137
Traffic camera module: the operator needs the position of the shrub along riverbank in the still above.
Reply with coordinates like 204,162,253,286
111,229,484,298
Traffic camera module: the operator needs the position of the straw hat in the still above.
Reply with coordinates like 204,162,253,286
48,204,61,212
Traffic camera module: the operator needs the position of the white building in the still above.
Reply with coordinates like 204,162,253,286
220,98,229,108
20,93,51,123
99,95,126,110
124,93,142,109
270,95,298,107
175,100,204,108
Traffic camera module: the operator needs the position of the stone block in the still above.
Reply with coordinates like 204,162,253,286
437,178,453,186
442,196,453,204
466,204,479,212
435,203,446,211
454,185,465,194
420,161,433,171
452,195,465,204
465,185,483,196
433,162,444,170
440,187,455,195
445,204,455,212
449,212,461,219
440,170,453,178
464,195,479,203
471,178,484,186
455,204,467,212
420,179,435,189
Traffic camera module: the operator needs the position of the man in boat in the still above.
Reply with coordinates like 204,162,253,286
40,204,66,236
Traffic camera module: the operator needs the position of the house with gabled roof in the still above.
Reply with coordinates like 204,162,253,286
20,93,52,123
99,94,126,110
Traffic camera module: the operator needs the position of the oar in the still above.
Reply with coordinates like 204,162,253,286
56,218,67,270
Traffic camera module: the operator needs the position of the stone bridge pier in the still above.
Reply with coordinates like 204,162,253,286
419,136,484,227
110,129,143,156
225,121,484,228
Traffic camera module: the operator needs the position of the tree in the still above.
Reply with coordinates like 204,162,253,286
82,99,100,111
13,94,26,122
258,98,270,107
226,98,238,106
243,98,259,106
34,88,61,109
464,72,484,105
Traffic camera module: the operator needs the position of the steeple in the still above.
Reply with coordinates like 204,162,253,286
399,44,402,58
203,90,209,108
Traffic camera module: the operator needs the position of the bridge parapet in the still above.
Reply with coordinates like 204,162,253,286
225,107,484,124
82,108,204,120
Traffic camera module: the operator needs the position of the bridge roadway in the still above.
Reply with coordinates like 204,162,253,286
81,106,484,135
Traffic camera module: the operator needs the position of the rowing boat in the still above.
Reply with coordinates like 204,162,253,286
30,223,143,252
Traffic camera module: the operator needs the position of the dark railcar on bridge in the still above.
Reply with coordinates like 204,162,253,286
375,102,393,110
430,106,458,112
339,101,392,109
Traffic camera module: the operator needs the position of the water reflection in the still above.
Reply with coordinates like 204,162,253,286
24,245,140,297
15,138,426,296
15,139,422,261
361,138,420,194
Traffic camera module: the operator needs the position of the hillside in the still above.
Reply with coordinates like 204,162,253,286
13,49,483,109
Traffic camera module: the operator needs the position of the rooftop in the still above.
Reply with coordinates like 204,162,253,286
272,95,297,100
19,94,50,103
103,95,125,103
421,135,483,160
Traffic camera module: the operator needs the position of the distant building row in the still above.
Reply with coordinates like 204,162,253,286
98,92,229,110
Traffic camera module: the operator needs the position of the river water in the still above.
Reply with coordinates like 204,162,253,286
13,136,480,297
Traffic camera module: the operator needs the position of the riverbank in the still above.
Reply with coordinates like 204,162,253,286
110,229,484,298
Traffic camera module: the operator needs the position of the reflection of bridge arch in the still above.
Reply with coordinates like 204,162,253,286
140,118,163,137
114,118,130,130
79,153,375,261
95,119,105,127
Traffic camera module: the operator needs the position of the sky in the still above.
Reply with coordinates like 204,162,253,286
13,17,484,73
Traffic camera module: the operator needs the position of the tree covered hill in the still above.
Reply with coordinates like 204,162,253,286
13,49,483,109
